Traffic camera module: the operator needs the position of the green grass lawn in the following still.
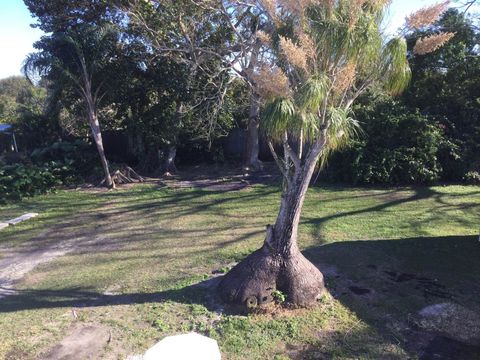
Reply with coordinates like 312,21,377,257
0,182,479,359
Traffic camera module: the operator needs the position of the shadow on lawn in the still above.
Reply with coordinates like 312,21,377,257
1,235,480,359
304,235,480,360
4,235,477,312
0,277,223,314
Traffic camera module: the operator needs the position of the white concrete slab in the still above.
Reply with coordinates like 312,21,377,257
139,333,221,360
0,222,9,230
7,213,39,225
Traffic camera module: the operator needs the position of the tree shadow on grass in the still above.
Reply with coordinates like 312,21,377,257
303,186,480,244
1,236,479,359
303,235,480,360
0,276,225,314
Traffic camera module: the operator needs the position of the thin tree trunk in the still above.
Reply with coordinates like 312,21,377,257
244,41,263,171
89,111,114,189
163,145,177,174
219,143,325,308
78,54,114,189
162,103,182,174
244,93,263,170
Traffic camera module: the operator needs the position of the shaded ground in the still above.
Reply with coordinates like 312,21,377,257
306,235,480,359
0,177,479,359
165,164,281,191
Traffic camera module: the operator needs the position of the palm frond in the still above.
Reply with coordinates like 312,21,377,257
23,52,52,83
293,111,319,143
382,37,411,96
261,97,296,142
295,75,329,112
318,107,361,169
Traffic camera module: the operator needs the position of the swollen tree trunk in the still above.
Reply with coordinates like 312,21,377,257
244,94,263,171
88,110,114,189
219,144,325,308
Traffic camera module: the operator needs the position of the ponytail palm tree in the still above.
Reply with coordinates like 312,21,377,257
219,0,450,307
24,25,117,188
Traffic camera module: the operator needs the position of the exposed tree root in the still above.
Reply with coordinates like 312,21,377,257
112,166,145,184
99,165,145,187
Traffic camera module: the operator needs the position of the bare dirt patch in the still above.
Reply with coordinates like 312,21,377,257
40,324,111,360
0,201,125,299
171,178,250,191
0,234,90,298
165,164,281,191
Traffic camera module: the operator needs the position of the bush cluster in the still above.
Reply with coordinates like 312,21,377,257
324,97,447,185
0,163,60,203
0,140,97,203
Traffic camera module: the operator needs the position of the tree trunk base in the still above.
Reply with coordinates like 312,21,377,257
99,166,144,188
218,245,325,308
243,159,264,172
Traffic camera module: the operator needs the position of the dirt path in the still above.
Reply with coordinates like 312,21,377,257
42,324,111,360
0,234,95,298
0,201,119,299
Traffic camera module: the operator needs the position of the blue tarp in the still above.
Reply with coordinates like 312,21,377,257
0,124,13,133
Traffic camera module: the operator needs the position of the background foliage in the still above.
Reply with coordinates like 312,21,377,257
323,10,480,184
1,5,479,196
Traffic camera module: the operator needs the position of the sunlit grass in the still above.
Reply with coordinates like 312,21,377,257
0,183,478,359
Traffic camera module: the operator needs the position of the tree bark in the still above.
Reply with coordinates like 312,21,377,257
219,144,325,308
79,54,114,189
89,111,114,189
163,145,177,174
244,40,263,172
244,93,263,171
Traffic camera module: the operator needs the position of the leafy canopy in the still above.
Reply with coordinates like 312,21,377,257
258,0,411,149
253,0,450,167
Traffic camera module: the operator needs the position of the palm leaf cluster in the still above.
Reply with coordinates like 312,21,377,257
259,0,413,164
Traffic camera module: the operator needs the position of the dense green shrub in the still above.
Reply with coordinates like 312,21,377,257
324,97,445,184
31,140,97,176
403,10,480,181
0,163,60,203
0,140,99,203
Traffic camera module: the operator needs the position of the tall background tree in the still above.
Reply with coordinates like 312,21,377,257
123,0,240,171
127,0,285,170
405,8,480,181
24,0,118,32
24,25,120,187
23,0,237,175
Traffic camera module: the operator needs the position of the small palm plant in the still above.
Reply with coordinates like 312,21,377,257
219,0,452,307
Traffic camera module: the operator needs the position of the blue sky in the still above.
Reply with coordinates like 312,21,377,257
385,0,445,34
0,0,43,79
0,0,459,79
